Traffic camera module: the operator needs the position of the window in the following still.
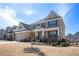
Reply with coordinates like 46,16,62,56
33,24,37,29
48,20,57,28
41,23,45,28
33,25,35,29
48,31,57,36
37,24,40,26
48,30,57,40
37,31,42,38
33,24,41,29
6,30,13,33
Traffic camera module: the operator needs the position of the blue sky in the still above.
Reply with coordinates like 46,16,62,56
0,3,79,35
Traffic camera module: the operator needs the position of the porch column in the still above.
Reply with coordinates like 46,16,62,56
35,31,38,37
42,30,44,37
57,27,61,40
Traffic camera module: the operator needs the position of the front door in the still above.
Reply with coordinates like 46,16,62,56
36,31,42,42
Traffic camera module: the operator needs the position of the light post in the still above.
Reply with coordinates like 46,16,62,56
31,42,33,48
30,31,34,49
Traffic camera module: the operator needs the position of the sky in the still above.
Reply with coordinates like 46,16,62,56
0,3,79,35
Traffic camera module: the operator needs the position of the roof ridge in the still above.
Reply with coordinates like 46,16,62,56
46,10,61,19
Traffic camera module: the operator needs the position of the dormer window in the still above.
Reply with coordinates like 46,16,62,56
33,24,37,29
42,23,45,28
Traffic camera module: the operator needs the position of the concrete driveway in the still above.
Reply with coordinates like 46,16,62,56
0,40,18,44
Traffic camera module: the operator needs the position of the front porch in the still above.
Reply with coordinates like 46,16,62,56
15,28,59,42
31,30,58,43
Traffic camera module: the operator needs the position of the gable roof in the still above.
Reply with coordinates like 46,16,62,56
20,22,32,30
17,10,62,29
31,18,46,25
31,10,61,25
46,10,61,19
13,26,17,29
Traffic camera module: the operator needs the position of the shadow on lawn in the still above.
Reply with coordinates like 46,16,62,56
23,47,45,56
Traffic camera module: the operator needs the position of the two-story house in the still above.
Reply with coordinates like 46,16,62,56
0,29,6,40
5,26,17,41
67,32,79,43
15,10,65,42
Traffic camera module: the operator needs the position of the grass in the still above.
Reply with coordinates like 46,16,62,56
0,42,79,56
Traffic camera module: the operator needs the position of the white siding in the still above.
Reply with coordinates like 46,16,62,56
15,34,26,41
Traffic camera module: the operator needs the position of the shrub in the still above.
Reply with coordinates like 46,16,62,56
50,39,59,46
51,42,57,46
21,38,31,42
60,42,67,46
76,43,78,45
60,38,70,47
50,38,70,47
32,39,35,42
61,38,70,42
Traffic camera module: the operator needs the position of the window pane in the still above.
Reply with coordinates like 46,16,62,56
41,23,45,28
48,20,57,28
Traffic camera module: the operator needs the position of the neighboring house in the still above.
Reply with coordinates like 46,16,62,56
15,22,32,41
13,26,17,32
15,10,65,42
67,33,79,42
0,29,6,40
5,26,17,41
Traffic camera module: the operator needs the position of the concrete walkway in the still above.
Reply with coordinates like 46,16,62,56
0,40,18,44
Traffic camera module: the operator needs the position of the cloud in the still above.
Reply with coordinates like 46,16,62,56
24,9,36,15
0,6,22,27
